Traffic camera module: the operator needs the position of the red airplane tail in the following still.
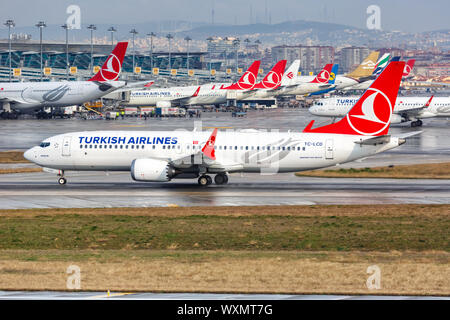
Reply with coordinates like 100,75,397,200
89,42,128,81
222,60,261,90
253,60,287,89
310,64,333,84
402,59,415,77
303,61,405,136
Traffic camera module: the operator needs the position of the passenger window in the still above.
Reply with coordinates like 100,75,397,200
94,145,97,149
80,145,83,149
115,145,118,149
90,145,93,149
152,145,155,149
131,145,134,149
120,145,123,149
85,145,88,148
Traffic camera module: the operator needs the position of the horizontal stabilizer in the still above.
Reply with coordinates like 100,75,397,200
354,135,391,145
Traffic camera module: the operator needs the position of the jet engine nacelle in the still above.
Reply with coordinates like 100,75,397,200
390,114,407,124
156,101,172,108
131,158,175,182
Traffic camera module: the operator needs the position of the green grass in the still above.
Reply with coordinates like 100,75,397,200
0,214,448,252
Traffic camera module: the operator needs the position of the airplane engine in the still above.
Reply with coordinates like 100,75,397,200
131,158,176,182
156,101,172,108
390,114,407,124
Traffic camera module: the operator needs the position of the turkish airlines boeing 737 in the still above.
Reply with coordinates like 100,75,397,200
24,61,419,186
0,42,129,117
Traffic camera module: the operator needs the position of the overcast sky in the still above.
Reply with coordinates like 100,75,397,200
0,0,448,33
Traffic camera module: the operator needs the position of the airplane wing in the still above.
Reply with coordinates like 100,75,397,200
0,97,40,105
397,96,434,116
168,86,201,106
169,128,243,173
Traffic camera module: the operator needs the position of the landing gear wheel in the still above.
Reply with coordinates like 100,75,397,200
198,175,212,186
58,177,67,185
214,174,229,185
417,120,423,127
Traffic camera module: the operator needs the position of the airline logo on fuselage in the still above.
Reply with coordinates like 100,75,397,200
78,136,178,145
337,98,358,105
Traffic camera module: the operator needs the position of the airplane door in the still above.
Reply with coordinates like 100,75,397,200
325,139,334,160
62,136,71,156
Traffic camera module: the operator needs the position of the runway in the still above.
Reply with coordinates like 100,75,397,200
1,170,449,209
0,290,447,300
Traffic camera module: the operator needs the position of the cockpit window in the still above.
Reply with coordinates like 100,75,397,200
39,142,50,148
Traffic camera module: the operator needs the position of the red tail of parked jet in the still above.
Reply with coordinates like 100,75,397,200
309,64,333,84
222,60,261,90
303,61,405,136
402,59,415,77
89,42,128,81
253,60,287,89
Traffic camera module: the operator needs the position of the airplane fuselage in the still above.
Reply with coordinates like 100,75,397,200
0,81,125,113
24,130,402,177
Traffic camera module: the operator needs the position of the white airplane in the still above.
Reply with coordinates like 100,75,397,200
124,60,262,108
333,51,380,90
343,58,415,92
0,42,129,117
309,95,450,127
271,62,336,96
24,61,419,186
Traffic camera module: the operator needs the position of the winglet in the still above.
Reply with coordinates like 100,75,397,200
424,95,434,108
202,128,218,160
192,86,201,97
303,120,315,132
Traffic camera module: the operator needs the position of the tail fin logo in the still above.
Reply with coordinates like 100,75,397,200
260,71,281,89
329,72,336,81
361,60,376,70
316,70,330,83
237,71,257,90
100,54,121,81
347,88,392,135
286,72,294,79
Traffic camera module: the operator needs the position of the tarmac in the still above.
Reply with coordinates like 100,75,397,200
0,290,448,300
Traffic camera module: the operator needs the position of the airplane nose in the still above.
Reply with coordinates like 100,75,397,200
309,106,318,115
23,148,35,162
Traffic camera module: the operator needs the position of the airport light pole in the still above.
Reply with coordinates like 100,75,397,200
166,33,174,71
184,36,191,71
35,21,46,81
87,24,96,75
4,19,15,83
233,38,240,80
108,27,117,51
61,24,70,80
244,38,250,70
206,37,214,81
147,32,156,70
130,29,138,75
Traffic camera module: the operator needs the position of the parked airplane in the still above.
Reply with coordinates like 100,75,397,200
306,64,339,96
333,51,380,90
123,60,264,107
271,63,335,96
0,42,130,118
309,94,449,126
343,57,414,91
24,61,419,186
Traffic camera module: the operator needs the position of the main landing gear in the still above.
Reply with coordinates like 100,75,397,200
198,174,229,186
411,120,423,127
57,171,67,185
